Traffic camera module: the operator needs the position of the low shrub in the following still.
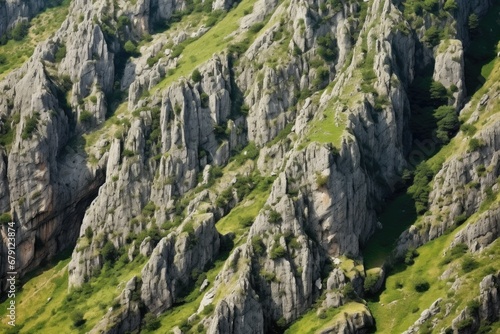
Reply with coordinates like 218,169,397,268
414,279,430,292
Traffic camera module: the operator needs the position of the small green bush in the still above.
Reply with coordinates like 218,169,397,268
460,123,477,136
85,227,93,240
313,67,329,89
227,39,250,56
143,313,161,331
171,44,185,58
461,255,479,273
71,311,85,327
268,210,282,224
21,113,40,140
363,273,379,292
317,34,337,61
79,110,92,123
101,241,118,262
276,317,287,328
54,44,66,62
124,41,138,55
422,0,439,12
261,270,276,282
414,279,430,292
249,22,265,34
316,173,328,187
444,0,457,11
468,14,479,30
434,105,459,143
441,243,467,264
191,69,202,82
424,26,442,46
202,303,215,315
429,81,447,101
456,317,473,331
251,236,265,255
10,21,30,41
270,244,287,259
200,92,209,108
404,248,419,265
408,162,434,214
215,188,233,207
468,138,485,151
117,15,130,29
0,213,12,224
467,299,480,315
240,216,254,227
142,201,156,216
342,283,357,300
122,149,134,157
454,214,468,225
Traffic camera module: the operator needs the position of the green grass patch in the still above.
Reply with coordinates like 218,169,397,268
362,193,416,269
368,224,500,333
154,0,258,92
0,252,147,333
303,106,346,149
216,177,272,239
0,0,70,80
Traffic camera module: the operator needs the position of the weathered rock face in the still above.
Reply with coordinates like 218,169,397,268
68,54,240,287
479,273,500,322
396,100,500,256
0,34,106,288
449,273,500,333
450,206,500,252
89,276,142,334
0,0,46,39
318,305,374,334
89,276,141,334
433,40,466,109
207,278,264,334
141,214,220,314
403,298,442,334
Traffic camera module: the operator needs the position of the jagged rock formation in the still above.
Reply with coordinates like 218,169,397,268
140,214,221,314
450,206,500,252
402,298,442,334
449,273,500,333
317,305,374,334
0,0,46,39
89,276,142,334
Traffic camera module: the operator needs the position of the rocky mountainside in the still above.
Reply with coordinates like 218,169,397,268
0,0,499,333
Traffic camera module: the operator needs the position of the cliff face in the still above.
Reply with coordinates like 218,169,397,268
0,0,499,332
0,0,47,39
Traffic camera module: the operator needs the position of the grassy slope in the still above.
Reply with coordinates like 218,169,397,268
0,0,71,80
0,255,146,334
368,40,500,332
153,0,257,91
362,194,417,269
370,225,500,333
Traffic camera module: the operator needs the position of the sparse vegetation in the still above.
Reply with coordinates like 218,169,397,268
270,244,287,259
22,113,40,139
0,212,12,224
191,68,202,82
